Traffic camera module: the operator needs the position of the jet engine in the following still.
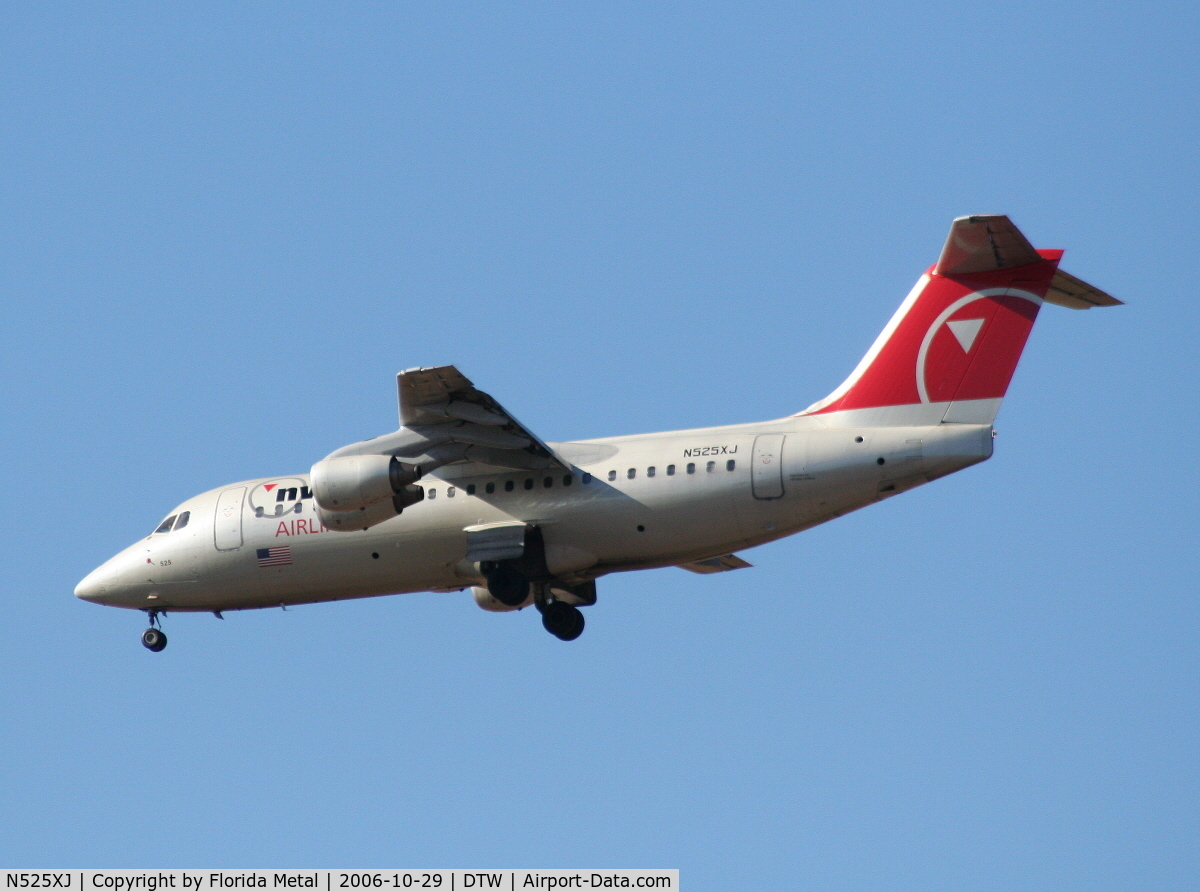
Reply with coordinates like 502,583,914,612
310,454,422,512
316,485,424,531
472,585,532,612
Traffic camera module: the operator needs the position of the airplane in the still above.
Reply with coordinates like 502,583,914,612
75,215,1121,650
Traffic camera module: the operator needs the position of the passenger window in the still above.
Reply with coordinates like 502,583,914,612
706,461,715,472
155,515,177,534
687,463,695,474
563,474,573,486
608,470,617,481
447,486,456,497
173,511,190,530
582,473,591,484
544,476,553,488
467,484,476,495
726,459,736,471
428,489,436,499
524,478,534,490
486,482,496,494
627,468,636,479
666,465,675,476
647,466,656,477
505,480,514,492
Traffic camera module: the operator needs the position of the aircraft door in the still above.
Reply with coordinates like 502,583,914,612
751,434,786,500
214,486,246,550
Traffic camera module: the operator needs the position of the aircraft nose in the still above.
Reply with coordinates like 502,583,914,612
75,565,110,603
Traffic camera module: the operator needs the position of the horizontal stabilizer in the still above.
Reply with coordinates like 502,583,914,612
935,215,1042,276
1044,269,1123,309
677,554,752,574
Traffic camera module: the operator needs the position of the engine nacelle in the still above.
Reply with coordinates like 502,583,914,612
310,454,422,512
317,485,425,532
472,585,533,613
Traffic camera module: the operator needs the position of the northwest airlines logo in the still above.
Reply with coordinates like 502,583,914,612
249,478,313,518
915,287,1042,404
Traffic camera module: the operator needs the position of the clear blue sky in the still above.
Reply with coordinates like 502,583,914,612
2,3,1197,888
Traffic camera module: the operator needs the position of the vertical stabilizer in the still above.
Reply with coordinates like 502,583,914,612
798,216,1117,426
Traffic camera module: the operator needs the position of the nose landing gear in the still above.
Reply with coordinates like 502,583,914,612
141,611,168,652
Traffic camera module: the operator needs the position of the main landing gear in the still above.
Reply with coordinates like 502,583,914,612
141,611,167,652
485,565,531,607
539,598,585,641
482,562,588,641
532,583,585,641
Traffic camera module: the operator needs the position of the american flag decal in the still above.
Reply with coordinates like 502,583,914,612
256,545,293,567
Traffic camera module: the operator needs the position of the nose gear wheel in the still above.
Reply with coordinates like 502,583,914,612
140,610,168,651
141,627,168,652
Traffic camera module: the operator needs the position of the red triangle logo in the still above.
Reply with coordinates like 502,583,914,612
263,484,277,491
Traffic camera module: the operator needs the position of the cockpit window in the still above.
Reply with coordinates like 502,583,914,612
155,515,177,534
173,511,190,530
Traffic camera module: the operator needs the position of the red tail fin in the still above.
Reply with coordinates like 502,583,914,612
801,216,1065,424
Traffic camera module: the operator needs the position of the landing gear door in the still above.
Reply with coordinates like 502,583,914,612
751,434,786,500
214,486,247,551
464,521,527,563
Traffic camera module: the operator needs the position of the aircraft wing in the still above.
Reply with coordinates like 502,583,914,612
395,365,568,470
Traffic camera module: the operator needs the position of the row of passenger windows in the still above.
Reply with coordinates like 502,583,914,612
153,511,190,534
610,460,734,480
424,460,737,499
153,459,742,521
428,474,583,499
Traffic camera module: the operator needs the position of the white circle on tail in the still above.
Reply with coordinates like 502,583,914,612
915,287,1042,404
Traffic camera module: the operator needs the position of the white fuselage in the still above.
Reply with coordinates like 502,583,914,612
75,214,1119,647
75,415,993,613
